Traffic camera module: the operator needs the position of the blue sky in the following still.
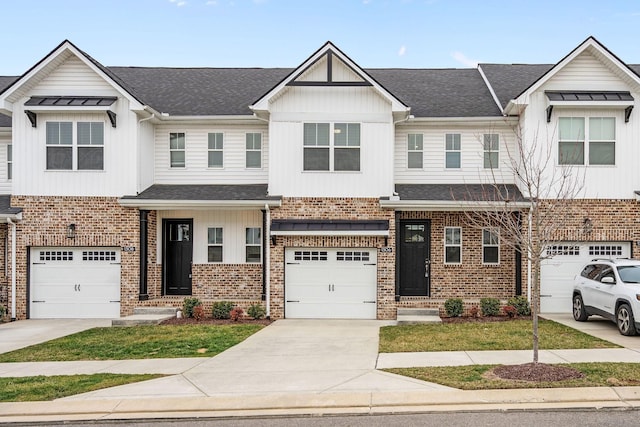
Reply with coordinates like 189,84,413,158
2,0,640,75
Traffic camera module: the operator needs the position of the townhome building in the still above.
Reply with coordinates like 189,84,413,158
0,36,638,320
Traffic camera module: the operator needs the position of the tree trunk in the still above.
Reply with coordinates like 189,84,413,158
532,259,540,363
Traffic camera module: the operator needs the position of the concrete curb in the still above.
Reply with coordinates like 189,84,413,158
1,387,640,423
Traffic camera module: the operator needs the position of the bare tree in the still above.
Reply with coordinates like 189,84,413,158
461,120,584,363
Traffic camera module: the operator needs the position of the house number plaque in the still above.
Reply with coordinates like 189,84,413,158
380,247,393,253
122,246,136,252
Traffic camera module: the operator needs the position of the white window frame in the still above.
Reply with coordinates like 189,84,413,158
407,133,423,169
169,132,186,168
246,133,262,169
207,132,224,168
483,133,499,169
245,227,262,263
444,227,462,264
207,227,223,263
46,121,105,171
558,116,616,166
445,133,461,169
303,123,360,172
77,121,104,170
482,228,500,265
7,144,11,181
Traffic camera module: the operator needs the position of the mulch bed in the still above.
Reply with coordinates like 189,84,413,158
441,315,532,323
491,362,584,382
160,317,272,326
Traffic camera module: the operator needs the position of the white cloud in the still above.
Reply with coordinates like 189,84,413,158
169,0,187,6
451,51,479,67
398,45,407,56
205,0,217,4
363,0,372,4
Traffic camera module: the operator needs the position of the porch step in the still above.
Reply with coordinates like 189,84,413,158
112,307,178,326
396,308,442,325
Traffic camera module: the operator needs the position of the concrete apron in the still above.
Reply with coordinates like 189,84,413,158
63,319,452,401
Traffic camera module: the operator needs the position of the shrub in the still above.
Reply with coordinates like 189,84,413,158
247,303,266,320
480,298,500,316
192,305,206,321
503,305,517,318
444,298,464,317
507,295,531,316
182,297,202,318
230,307,244,321
212,301,235,319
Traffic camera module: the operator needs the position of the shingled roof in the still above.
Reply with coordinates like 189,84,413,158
478,64,554,110
0,76,18,127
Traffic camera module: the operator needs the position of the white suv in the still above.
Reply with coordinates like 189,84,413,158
573,258,640,336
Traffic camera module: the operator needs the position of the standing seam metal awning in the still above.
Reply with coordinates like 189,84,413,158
270,219,389,236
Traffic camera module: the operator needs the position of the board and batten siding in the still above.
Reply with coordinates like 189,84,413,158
153,124,268,185
0,138,11,194
393,123,516,185
268,86,395,197
157,210,262,264
138,119,155,192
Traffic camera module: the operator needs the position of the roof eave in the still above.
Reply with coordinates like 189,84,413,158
379,199,530,211
118,198,282,210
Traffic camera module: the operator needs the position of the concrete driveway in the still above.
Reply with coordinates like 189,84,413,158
64,319,452,400
0,319,111,354
542,313,640,349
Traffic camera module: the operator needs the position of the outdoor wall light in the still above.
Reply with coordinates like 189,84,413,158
583,217,593,234
67,223,76,239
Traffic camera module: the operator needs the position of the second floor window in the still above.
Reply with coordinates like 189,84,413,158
407,134,423,169
208,133,223,168
483,134,499,169
246,133,262,168
445,133,461,169
303,123,360,172
169,132,185,168
559,117,616,166
46,121,104,171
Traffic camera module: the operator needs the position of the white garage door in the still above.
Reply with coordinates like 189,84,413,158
30,247,121,319
285,248,377,319
540,242,630,313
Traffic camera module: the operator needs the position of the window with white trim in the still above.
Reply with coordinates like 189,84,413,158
559,117,615,166
169,132,185,168
246,133,262,168
7,144,11,180
407,133,423,169
246,227,261,263
207,227,223,263
208,133,223,168
445,133,461,169
483,134,499,169
303,123,360,171
46,121,104,171
444,227,461,264
482,228,499,264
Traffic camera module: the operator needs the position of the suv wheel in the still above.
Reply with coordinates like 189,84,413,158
616,303,637,336
573,294,589,321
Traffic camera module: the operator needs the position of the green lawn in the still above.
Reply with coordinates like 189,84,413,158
385,363,640,390
0,324,265,362
0,374,163,401
379,320,617,353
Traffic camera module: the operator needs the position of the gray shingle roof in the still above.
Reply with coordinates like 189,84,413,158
0,76,17,127
395,184,525,202
479,64,554,110
122,184,278,201
0,195,22,215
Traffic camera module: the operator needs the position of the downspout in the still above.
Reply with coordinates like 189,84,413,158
7,218,16,321
264,204,271,318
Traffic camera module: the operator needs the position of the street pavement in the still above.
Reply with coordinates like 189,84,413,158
0,314,639,422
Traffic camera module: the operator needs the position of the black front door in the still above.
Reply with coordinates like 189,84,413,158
399,220,430,296
163,219,193,295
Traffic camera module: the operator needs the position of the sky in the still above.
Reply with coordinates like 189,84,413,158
2,0,640,75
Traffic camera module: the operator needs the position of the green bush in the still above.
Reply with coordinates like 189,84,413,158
247,303,266,320
444,298,464,317
507,295,531,316
182,297,202,318
212,301,235,319
480,298,500,317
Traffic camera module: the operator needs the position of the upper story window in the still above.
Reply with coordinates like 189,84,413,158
483,134,499,169
445,133,461,169
169,132,185,168
407,134,423,169
482,228,499,264
7,144,11,180
46,121,104,171
207,227,223,263
444,227,462,264
246,133,262,168
303,123,360,172
208,133,223,168
558,117,615,166
246,227,261,263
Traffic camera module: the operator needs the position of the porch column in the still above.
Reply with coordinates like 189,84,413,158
394,211,401,301
139,209,149,301
261,208,267,301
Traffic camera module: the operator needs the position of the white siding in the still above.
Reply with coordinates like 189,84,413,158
394,123,516,184
297,55,364,83
30,56,116,96
156,210,262,264
269,86,394,197
0,137,11,194
153,124,268,185
138,119,155,192
545,51,629,91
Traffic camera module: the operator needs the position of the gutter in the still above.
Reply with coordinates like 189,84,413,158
379,200,531,211
118,199,282,210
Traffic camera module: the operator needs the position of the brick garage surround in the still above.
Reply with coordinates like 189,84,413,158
9,196,140,319
269,197,396,320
